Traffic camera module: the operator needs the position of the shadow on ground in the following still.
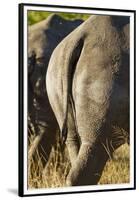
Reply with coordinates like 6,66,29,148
7,188,18,196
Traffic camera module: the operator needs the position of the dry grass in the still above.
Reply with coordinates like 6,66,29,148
28,134,129,189
28,135,71,189
99,144,129,184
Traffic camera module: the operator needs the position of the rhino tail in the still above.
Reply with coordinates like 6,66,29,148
61,37,84,142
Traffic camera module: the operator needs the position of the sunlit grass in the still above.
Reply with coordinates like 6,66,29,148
28,133,129,189
28,11,91,25
99,144,129,184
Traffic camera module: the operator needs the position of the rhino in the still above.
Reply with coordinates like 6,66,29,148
46,15,129,186
28,14,83,164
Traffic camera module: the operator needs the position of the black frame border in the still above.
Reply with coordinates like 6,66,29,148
18,3,24,197
18,3,136,197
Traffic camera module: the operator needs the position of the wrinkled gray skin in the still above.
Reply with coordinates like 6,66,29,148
46,15,129,185
28,14,83,164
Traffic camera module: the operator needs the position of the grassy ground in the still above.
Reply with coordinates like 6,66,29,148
99,144,129,184
28,136,70,188
28,135,129,189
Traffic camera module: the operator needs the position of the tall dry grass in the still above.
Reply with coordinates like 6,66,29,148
99,144,129,184
28,131,129,189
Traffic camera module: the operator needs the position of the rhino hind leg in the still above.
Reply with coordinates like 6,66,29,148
66,140,98,186
66,125,129,186
66,98,80,166
66,136,110,186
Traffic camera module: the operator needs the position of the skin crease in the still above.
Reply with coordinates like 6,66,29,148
28,14,83,166
46,15,129,186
